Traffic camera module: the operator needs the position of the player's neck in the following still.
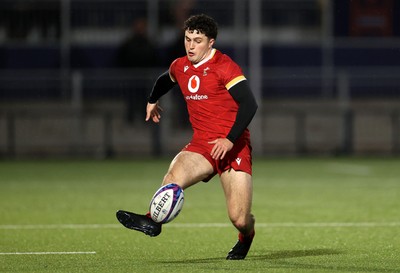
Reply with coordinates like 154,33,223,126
192,48,214,67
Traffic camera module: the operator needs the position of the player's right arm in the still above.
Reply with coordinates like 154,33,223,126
146,70,177,123
146,102,163,123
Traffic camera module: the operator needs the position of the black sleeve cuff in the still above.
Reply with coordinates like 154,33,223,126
148,70,176,103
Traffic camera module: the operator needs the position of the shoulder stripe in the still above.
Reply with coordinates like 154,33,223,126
226,75,246,90
169,71,176,82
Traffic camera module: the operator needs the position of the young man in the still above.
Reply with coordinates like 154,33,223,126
117,14,258,260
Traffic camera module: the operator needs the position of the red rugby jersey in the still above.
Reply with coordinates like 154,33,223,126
169,49,249,141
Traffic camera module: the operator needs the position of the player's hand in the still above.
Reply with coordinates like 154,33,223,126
208,138,234,160
145,102,163,123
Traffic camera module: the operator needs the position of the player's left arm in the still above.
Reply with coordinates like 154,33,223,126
209,80,258,160
226,80,258,143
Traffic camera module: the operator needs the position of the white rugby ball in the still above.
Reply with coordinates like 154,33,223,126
149,183,184,223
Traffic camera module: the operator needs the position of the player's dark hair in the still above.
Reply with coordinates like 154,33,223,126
183,14,218,40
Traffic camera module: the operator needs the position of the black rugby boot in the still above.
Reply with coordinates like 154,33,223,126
116,210,162,237
226,230,255,260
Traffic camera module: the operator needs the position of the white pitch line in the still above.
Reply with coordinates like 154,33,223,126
1,222,400,230
0,224,120,230
170,222,400,228
254,222,400,228
0,251,96,255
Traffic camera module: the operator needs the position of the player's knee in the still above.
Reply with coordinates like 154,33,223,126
230,213,254,232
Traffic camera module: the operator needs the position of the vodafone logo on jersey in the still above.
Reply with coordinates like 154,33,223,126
188,75,200,93
186,75,208,101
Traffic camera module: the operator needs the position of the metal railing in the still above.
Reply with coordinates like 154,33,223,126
0,0,399,157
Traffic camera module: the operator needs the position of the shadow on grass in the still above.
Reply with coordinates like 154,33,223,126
159,249,398,273
160,248,341,264
250,248,342,260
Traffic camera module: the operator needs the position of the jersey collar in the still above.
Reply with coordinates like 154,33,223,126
193,48,216,68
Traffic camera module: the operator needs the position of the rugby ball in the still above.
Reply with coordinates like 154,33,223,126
149,183,184,223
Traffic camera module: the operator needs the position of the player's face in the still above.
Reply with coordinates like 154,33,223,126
184,30,214,64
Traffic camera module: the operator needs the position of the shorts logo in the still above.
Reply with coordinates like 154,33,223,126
188,75,200,93
235,158,242,166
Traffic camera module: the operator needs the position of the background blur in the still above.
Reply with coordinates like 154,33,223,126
0,0,399,158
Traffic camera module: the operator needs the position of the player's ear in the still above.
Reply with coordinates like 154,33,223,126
209,38,215,48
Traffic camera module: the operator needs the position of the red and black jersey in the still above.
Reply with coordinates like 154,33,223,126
169,49,250,142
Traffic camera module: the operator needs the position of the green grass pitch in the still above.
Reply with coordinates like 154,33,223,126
0,158,399,273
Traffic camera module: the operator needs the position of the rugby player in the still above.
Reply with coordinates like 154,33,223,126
117,14,258,260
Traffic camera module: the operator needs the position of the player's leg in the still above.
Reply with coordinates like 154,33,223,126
162,151,214,189
220,169,255,259
117,151,214,236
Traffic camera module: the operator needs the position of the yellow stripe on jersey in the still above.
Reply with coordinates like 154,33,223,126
169,71,176,82
226,75,246,90
169,59,178,82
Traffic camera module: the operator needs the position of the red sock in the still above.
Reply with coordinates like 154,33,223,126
239,229,255,243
